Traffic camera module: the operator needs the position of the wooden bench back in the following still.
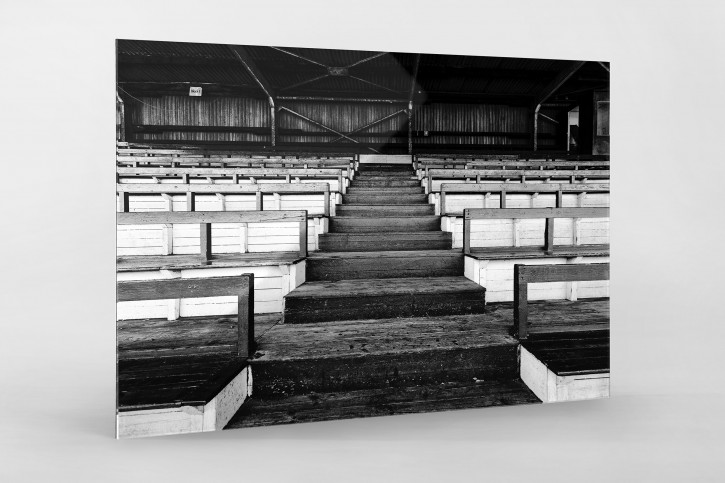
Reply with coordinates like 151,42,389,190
117,210,309,259
426,168,610,193
117,182,331,216
513,263,610,339
117,274,255,358
440,182,610,215
462,207,610,255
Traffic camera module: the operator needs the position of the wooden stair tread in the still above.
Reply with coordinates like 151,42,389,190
307,249,462,259
253,313,513,361
225,379,540,428
284,276,485,299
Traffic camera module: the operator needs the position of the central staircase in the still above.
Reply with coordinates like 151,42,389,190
226,160,539,428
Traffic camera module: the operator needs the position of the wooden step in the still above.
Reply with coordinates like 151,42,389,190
336,204,435,217
243,312,512,396
307,250,463,281
226,379,540,428
356,172,414,178
318,231,451,251
342,193,428,205
352,179,421,187
283,276,486,323
347,186,425,194
328,216,440,233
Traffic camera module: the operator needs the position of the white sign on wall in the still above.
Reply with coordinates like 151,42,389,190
189,86,202,96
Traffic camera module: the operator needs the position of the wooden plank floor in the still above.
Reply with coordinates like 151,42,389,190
226,380,540,428
117,252,304,272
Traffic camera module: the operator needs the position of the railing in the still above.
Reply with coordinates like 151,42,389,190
513,263,610,339
440,182,610,215
426,168,610,194
117,210,309,260
117,274,255,358
462,207,610,256
117,182,331,217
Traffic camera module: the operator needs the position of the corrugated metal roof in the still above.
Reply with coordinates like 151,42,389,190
117,40,608,102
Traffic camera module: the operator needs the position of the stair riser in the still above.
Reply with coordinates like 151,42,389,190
284,290,486,324
251,345,515,397
342,195,428,205
336,205,435,217
348,187,425,194
352,180,421,187
307,255,463,281
357,171,414,176
329,217,440,233
319,237,451,252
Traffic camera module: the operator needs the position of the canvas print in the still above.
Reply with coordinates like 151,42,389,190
116,40,610,438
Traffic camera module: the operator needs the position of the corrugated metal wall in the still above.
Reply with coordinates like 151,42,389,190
125,95,561,149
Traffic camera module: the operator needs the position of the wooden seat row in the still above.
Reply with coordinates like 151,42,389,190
414,153,609,171
118,210,310,260
424,168,610,194
462,207,610,256
440,182,610,216
118,182,333,217
116,274,255,438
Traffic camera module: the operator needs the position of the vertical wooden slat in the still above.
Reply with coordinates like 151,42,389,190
323,189,330,217
500,190,507,208
299,213,308,258
186,192,195,212
255,191,263,210
440,189,446,216
556,189,563,208
237,275,254,358
200,222,212,264
119,192,130,213
513,264,529,339
544,217,555,255
463,210,471,255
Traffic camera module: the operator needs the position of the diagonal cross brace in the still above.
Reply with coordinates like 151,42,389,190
277,107,380,153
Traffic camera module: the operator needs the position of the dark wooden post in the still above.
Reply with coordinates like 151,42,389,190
186,192,195,211
237,274,254,358
119,192,129,212
544,217,555,255
556,189,563,208
463,210,471,255
200,222,212,264
299,212,308,258
255,191,263,210
500,190,507,208
440,189,446,216
513,264,529,339
323,188,330,217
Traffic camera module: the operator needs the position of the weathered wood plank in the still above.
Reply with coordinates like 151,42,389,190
117,275,251,302
117,183,331,194
118,210,306,224
465,207,609,220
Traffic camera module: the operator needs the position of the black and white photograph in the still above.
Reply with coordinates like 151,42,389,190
115,40,610,438
3,1,725,481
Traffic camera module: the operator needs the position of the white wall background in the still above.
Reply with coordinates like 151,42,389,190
1,1,725,482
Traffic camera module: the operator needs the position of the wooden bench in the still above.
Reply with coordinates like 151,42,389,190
117,182,331,217
462,207,610,256
425,168,610,194
116,274,254,438
414,154,609,172
117,210,309,261
513,263,610,403
117,166,350,193
440,182,610,215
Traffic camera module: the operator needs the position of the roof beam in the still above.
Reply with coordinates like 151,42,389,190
228,45,276,146
534,61,587,106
